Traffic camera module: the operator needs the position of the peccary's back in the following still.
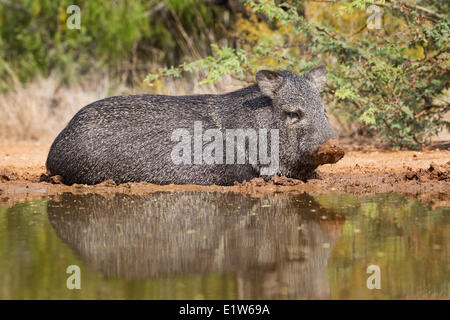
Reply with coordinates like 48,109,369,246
46,92,261,185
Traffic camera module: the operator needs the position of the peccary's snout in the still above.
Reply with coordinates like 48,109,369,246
314,139,345,165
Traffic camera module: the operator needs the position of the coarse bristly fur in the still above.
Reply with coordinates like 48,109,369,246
46,65,339,185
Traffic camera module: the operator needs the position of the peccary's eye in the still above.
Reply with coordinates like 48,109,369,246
285,111,303,120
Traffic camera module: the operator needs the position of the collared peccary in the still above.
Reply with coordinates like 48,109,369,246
48,192,344,298
47,192,345,299
46,65,344,185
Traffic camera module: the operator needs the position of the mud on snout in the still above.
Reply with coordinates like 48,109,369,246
313,139,345,165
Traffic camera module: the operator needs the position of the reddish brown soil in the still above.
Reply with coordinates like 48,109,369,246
0,144,449,206
315,139,345,164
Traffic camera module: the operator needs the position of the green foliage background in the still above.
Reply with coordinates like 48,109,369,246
0,0,230,86
0,0,448,148
147,0,450,149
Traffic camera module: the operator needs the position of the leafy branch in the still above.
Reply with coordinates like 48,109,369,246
146,0,449,149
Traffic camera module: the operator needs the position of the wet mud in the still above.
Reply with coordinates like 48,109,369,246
0,144,449,207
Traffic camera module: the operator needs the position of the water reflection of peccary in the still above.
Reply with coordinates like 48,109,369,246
46,66,344,185
48,192,344,299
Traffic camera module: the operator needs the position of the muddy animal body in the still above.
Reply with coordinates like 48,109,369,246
46,66,344,185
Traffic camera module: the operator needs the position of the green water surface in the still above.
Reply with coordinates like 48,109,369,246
0,192,448,299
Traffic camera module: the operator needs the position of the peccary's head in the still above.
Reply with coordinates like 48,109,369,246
256,65,344,179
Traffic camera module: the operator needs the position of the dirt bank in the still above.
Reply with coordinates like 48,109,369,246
0,144,449,206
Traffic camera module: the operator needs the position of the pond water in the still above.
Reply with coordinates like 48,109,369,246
0,192,448,299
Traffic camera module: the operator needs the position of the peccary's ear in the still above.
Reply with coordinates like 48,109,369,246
305,65,327,92
256,70,284,98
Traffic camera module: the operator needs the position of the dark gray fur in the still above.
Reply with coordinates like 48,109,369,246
46,65,338,185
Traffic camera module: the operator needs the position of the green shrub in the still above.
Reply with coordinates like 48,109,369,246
0,0,230,89
147,0,449,149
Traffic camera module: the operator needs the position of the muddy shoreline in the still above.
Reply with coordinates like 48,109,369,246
0,144,449,207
